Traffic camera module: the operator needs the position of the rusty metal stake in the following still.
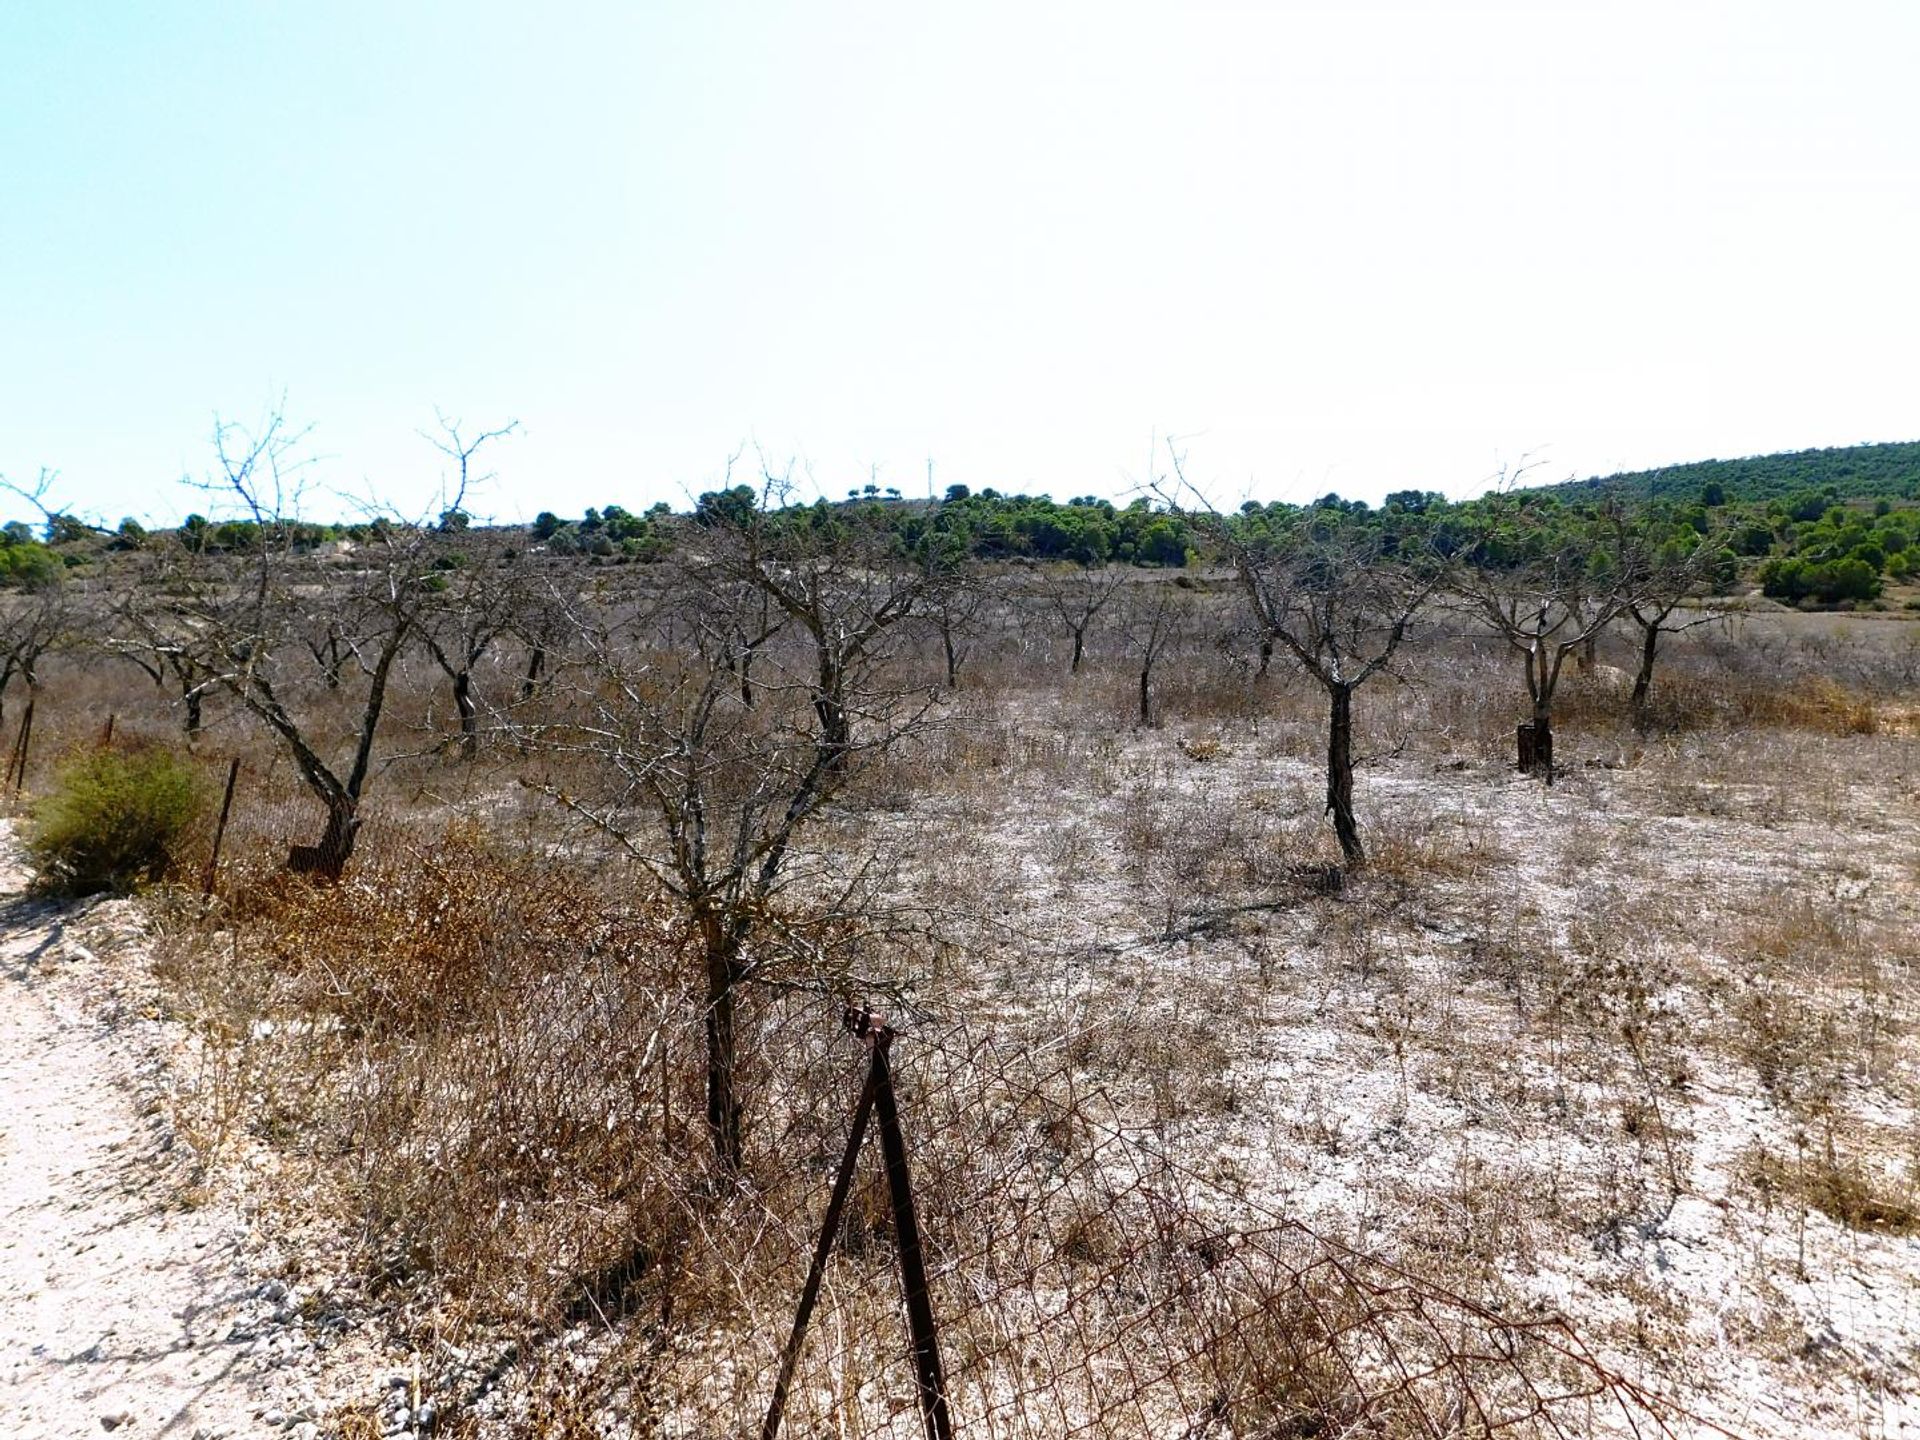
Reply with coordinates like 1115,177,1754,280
762,1010,954,1440
872,1024,954,1440
201,756,241,900
8,695,36,795
761,1019,885,1440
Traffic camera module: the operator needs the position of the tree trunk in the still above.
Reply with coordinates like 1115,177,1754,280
1327,683,1363,866
702,933,746,1170
1631,621,1659,728
453,670,478,758
182,684,202,737
521,644,547,701
287,801,358,881
816,658,851,772
1518,647,1555,781
1069,628,1085,674
1257,634,1273,680
1137,663,1152,728
1517,704,1555,783
942,627,961,689
319,634,345,690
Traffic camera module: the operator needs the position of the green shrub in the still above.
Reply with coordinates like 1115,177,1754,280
0,540,63,588
1758,554,1883,605
25,744,205,895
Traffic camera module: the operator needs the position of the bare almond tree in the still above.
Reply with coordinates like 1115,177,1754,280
920,545,987,690
1226,516,1437,866
1612,511,1730,726
1455,501,1627,780
1115,578,1189,729
105,583,209,736
512,580,571,706
0,473,90,734
728,501,929,773
301,614,352,691
413,416,524,756
1041,564,1125,675
419,554,530,759
703,576,782,707
156,406,503,876
0,584,74,733
535,490,940,1168
1162,447,1437,865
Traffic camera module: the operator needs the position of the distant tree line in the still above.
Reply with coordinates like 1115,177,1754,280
7,438,1920,611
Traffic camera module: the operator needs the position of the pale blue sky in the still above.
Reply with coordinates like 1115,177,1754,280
3,2,1917,524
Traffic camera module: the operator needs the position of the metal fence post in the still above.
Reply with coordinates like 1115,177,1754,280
870,1024,954,1440
762,1009,955,1440
761,1020,886,1440
201,756,241,900
7,694,35,794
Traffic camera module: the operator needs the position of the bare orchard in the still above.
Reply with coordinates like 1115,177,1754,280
13,535,1920,1437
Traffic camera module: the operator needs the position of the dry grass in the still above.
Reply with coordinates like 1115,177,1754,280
158,827,704,1329
1748,1138,1920,1240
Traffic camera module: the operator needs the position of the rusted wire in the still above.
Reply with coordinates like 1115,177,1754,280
718,1003,1730,1440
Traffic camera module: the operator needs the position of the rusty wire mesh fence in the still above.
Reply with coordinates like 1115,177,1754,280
500,991,1712,1440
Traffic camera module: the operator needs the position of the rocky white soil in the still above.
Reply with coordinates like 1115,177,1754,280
0,845,327,1439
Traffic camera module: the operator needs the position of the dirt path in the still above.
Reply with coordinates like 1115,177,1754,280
0,859,315,1437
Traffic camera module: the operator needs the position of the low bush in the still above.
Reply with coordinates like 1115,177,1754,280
25,743,205,895
1758,553,1883,605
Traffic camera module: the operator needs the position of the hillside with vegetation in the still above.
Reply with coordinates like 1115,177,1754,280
1546,440,1920,505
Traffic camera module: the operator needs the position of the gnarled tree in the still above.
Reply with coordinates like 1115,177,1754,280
1611,508,1733,726
1041,563,1124,675
537,489,940,1168
0,582,74,735
1457,500,1628,780
1225,511,1437,866
106,582,210,737
420,547,535,759
1115,577,1189,729
155,407,505,876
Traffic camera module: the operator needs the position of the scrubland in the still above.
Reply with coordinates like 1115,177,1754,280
17,572,1920,1438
